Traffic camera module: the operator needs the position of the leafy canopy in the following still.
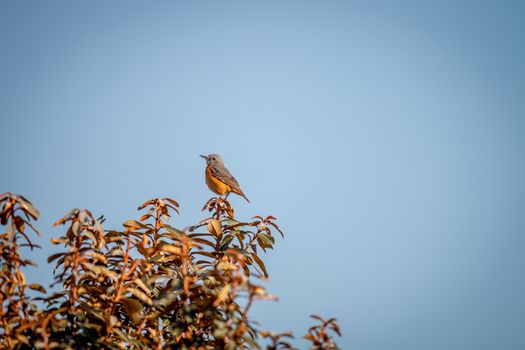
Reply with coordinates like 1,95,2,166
0,192,341,349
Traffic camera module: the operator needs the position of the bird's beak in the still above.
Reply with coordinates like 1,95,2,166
200,155,207,160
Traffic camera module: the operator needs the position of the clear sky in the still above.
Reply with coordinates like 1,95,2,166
1,1,525,348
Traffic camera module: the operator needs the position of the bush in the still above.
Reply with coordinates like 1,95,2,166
0,192,341,349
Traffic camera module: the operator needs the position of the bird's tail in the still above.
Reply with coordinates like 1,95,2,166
239,190,250,203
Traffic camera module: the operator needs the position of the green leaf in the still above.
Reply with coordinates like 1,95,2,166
260,233,275,244
224,218,239,226
163,224,185,236
220,235,234,251
257,233,274,250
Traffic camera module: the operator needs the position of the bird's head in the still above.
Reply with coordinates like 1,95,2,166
200,154,224,166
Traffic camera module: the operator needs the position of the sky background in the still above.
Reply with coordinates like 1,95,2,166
1,1,525,348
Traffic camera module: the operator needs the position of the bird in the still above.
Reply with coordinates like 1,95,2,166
200,154,250,203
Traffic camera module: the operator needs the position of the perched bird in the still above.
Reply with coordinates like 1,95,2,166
200,154,250,203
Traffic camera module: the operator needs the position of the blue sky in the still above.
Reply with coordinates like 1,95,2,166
1,1,524,348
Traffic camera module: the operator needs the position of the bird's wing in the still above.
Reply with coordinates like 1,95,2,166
210,165,242,191
211,165,250,203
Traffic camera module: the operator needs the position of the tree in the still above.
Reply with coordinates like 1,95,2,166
0,192,341,349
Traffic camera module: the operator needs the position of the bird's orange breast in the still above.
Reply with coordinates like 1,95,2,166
205,166,231,195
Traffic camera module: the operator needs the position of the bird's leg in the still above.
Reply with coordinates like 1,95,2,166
224,193,230,200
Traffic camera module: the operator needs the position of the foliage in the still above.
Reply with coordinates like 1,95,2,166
0,192,341,349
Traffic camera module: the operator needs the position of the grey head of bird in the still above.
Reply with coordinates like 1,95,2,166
200,153,224,167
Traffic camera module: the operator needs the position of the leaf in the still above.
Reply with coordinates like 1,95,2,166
109,315,119,328
28,283,47,294
158,243,182,255
0,211,7,226
47,253,65,264
217,259,239,271
15,334,30,345
207,219,222,237
191,237,215,248
133,278,151,296
163,224,185,236
25,220,42,237
71,221,80,235
83,229,98,244
330,322,342,336
225,247,249,256
193,251,217,259
19,200,40,220
224,218,240,226
251,253,268,278
163,198,180,207
268,221,285,238
303,334,315,341
213,320,229,338
53,210,75,226
219,235,234,251
121,298,143,324
213,285,230,306
260,233,275,244
19,243,41,249
257,233,274,250
153,285,180,309
83,263,118,281
126,288,153,305
123,220,146,230
137,200,155,210
310,314,324,322
14,216,25,233
50,237,68,245
138,214,150,221
87,252,107,264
